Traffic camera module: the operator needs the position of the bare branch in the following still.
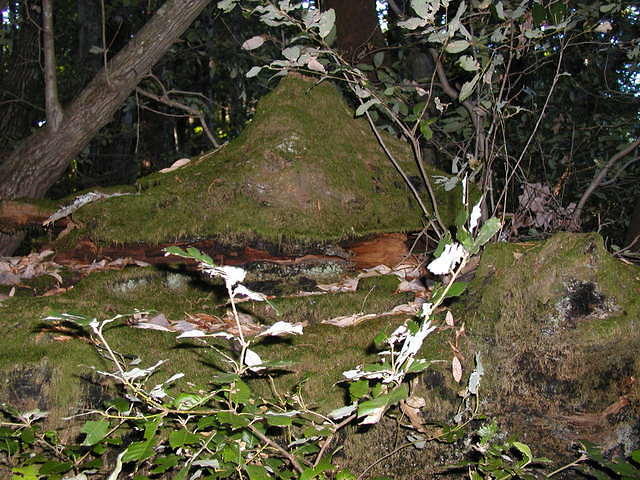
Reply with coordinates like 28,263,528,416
136,87,220,148
571,138,640,227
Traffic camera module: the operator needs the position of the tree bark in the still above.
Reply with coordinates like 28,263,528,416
321,0,385,65
42,0,63,131
625,194,640,251
0,0,212,202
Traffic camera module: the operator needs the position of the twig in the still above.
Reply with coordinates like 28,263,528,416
571,138,640,227
313,413,357,468
135,86,220,148
248,424,304,473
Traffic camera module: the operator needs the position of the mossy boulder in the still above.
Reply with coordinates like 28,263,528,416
53,74,461,250
454,232,640,461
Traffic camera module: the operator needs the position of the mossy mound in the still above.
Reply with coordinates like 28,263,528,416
0,265,421,439
456,232,640,461
59,74,461,248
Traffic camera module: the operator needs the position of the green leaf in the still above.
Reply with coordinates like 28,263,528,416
373,331,389,349
610,461,640,476
40,461,73,474
373,52,384,68
458,73,480,102
20,428,35,444
358,385,408,418
11,464,40,480
511,441,533,463
169,430,201,448
549,2,567,22
445,40,470,53
174,393,205,410
631,449,640,463
434,231,452,257
122,438,155,463
229,379,252,404
266,415,293,427
212,373,242,385
445,281,468,298
150,454,180,474
472,217,501,251
355,99,381,117
245,464,272,480
222,443,241,464
336,470,357,480
455,208,468,228
81,420,110,446
217,411,250,428
173,467,189,480
105,398,131,414
349,380,369,401
532,3,546,25
406,358,433,373
420,120,433,140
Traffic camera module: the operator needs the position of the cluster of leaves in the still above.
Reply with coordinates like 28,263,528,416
574,442,640,480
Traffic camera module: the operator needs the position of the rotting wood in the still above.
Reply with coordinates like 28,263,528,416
51,233,411,271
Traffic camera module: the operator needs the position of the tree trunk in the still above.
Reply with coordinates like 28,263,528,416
625,194,640,251
321,0,385,65
0,0,212,203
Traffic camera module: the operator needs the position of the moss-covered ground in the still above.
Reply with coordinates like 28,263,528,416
0,264,438,437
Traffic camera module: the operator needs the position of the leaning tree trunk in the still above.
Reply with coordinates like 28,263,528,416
0,0,211,203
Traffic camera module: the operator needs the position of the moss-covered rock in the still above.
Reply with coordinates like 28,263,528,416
454,232,640,461
53,74,461,249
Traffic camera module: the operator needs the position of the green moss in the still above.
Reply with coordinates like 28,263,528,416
59,76,463,248
452,232,640,461
0,265,422,431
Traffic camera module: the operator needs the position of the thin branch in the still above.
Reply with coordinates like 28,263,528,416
571,138,640,227
599,155,640,186
248,424,304,474
135,87,220,148
429,48,486,164
494,40,568,218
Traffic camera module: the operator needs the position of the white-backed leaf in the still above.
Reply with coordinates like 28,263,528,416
258,321,303,337
246,66,262,78
398,17,428,30
318,9,335,38
445,310,455,326
217,0,237,13
242,35,265,51
445,40,470,53
306,57,326,73
452,356,463,383
355,98,380,117
458,73,480,102
458,55,480,71
282,46,301,61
